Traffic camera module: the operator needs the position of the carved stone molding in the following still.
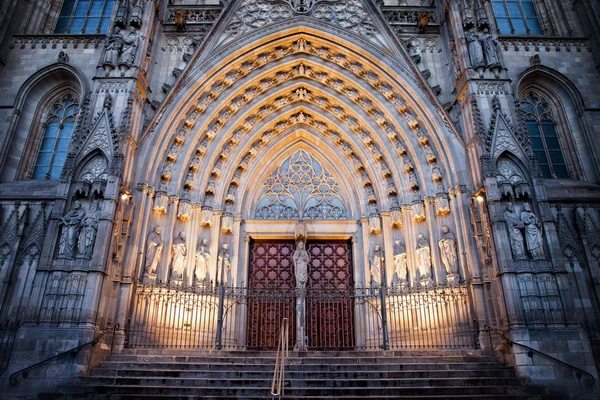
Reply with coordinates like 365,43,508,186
498,36,591,53
11,35,105,49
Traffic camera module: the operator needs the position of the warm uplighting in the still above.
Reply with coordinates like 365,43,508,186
121,193,130,201
476,195,484,203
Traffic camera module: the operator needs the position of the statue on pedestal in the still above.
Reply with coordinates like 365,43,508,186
217,244,232,286
370,244,384,288
77,200,100,258
465,29,484,69
293,239,310,289
416,234,432,284
101,27,123,75
481,28,501,68
144,226,162,276
119,27,140,68
393,240,408,286
170,231,187,283
504,204,526,259
439,225,460,285
58,200,85,258
194,238,210,285
521,203,545,259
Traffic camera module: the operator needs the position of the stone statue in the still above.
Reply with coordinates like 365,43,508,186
520,203,545,259
438,225,459,275
465,29,484,68
119,27,140,67
77,200,100,258
481,28,500,67
393,240,408,284
370,244,384,288
218,244,232,286
293,239,310,289
416,234,432,281
195,238,210,285
101,27,123,69
57,51,69,63
144,226,163,276
170,231,187,282
503,204,526,259
58,200,86,258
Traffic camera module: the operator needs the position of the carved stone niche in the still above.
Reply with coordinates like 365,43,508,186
436,193,450,216
412,199,426,222
154,191,168,214
496,157,531,199
390,199,403,228
75,155,109,197
178,197,192,221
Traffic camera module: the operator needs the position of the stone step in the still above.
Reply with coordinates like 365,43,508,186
98,360,508,371
90,367,515,379
41,394,541,400
68,384,537,396
119,349,485,357
77,376,526,388
104,354,500,364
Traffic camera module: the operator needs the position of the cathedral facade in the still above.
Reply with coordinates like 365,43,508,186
0,0,599,398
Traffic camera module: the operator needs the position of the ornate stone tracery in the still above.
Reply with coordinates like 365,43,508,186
254,150,348,219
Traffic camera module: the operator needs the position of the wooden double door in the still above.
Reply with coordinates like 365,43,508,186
247,239,355,350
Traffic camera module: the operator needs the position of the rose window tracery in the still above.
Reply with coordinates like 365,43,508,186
254,150,348,220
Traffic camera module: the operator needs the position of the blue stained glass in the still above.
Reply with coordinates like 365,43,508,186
60,0,76,17
512,18,527,34
45,122,60,138
549,151,566,164
39,138,55,152
85,17,99,33
32,166,47,180
525,122,540,136
55,18,70,34
534,151,548,163
74,1,91,16
531,137,544,149
492,3,507,17
542,123,558,137
90,0,105,13
49,166,63,180
36,151,53,166
492,0,542,36
53,152,68,164
506,2,522,17
540,165,552,178
70,17,85,33
496,19,512,34
527,19,542,34
554,165,569,179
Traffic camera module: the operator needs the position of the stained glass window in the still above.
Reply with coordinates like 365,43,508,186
520,92,569,179
32,94,79,180
254,150,348,220
491,0,542,35
55,0,115,34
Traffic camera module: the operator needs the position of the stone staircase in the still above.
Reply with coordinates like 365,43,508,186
39,349,545,399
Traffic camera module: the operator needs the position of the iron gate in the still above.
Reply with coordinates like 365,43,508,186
126,283,477,350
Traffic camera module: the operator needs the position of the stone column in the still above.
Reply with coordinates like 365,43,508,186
158,195,179,284
360,217,371,287
207,210,222,285
231,216,242,286
380,211,394,286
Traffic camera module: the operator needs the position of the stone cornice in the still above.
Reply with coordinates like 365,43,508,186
497,36,591,52
11,34,105,50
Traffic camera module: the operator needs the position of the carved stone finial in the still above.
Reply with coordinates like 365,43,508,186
103,94,113,109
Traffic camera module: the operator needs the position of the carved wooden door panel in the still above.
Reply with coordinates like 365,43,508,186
305,240,355,350
247,240,296,349
247,239,354,350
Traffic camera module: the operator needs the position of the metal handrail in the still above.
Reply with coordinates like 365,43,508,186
484,324,595,385
9,323,119,385
271,318,289,398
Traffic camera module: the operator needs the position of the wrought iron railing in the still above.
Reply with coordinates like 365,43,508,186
271,318,289,399
127,283,477,351
484,324,595,386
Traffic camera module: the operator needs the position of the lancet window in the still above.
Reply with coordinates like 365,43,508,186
520,92,568,179
254,150,348,220
491,0,542,35
55,0,115,34
32,93,79,180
